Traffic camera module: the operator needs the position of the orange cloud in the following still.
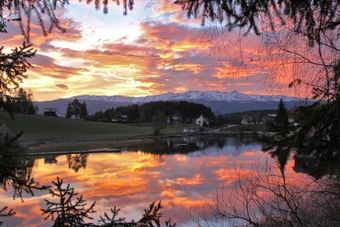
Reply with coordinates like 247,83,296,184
1,0,317,100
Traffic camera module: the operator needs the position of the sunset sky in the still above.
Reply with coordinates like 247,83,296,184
2,0,304,101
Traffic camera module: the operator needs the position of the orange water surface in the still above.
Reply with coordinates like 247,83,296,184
0,137,307,226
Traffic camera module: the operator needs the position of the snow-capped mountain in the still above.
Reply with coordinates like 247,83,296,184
72,90,301,103
35,90,310,116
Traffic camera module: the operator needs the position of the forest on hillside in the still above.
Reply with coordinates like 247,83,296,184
87,101,215,123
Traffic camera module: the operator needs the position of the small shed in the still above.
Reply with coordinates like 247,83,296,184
44,108,58,117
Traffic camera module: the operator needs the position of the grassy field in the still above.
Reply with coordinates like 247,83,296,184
0,112,186,142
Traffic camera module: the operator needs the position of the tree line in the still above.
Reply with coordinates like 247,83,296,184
65,99,88,120
0,88,36,115
87,101,215,123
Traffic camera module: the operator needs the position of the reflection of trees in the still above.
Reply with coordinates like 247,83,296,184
0,145,48,225
262,98,340,179
0,146,48,200
0,148,177,226
66,153,88,173
216,138,226,149
126,137,255,155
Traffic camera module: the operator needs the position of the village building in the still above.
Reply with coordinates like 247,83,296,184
241,114,255,125
184,115,210,133
196,115,209,127
241,118,249,125
43,108,58,117
112,114,128,123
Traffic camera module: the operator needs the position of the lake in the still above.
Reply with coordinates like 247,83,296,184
0,136,306,226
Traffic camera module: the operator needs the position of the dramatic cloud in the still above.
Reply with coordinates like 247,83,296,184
56,84,69,89
1,0,306,100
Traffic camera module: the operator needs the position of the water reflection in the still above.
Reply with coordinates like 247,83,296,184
122,136,257,155
67,154,89,173
0,146,48,201
266,141,340,179
0,137,303,226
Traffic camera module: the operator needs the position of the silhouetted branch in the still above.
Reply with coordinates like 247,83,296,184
41,177,96,226
0,42,35,93
41,177,176,226
175,0,340,47
1,0,135,42
0,206,15,226
212,162,340,226
98,206,126,226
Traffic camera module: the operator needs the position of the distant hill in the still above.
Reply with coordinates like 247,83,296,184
34,90,312,116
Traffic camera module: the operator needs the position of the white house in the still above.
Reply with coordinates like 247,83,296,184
196,115,209,127
241,118,249,125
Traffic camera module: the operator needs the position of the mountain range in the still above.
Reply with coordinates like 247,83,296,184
35,90,311,116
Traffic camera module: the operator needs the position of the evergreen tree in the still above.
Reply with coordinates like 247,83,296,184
10,88,36,115
80,102,88,120
41,177,96,227
71,99,82,118
65,103,72,119
41,177,176,227
65,99,83,119
0,43,35,97
275,99,289,128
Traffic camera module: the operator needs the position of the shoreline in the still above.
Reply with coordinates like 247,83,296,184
18,131,260,155
19,134,184,154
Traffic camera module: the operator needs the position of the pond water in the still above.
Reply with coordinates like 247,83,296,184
0,137,306,226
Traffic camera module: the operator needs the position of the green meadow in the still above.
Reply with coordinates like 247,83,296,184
0,112,185,143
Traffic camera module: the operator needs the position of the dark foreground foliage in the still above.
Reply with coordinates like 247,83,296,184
42,177,175,227
175,0,339,47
